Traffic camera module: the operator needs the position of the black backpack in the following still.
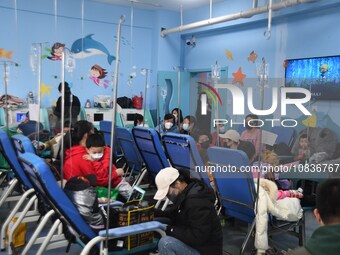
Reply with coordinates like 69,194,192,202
117,96,133,108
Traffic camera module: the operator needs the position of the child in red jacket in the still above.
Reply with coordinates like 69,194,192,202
83,133,132,200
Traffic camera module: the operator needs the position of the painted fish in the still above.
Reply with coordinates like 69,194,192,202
248,51,258,63
71,34,116,65
0,48,13,60
225,49,234,60
283,60,288,68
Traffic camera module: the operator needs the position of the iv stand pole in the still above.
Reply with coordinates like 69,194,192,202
142,69,148,126
104,15,124,254
3,62,9,134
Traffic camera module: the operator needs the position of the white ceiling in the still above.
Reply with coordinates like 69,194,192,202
92,0,225,11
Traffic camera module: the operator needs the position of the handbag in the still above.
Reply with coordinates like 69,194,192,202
117,201,154,250
6,218,27,248
132,95,143,109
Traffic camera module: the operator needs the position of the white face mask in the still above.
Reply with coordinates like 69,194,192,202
219,126,226,134
164,122,173,130
91,153,103,160
173,113,178,119
183,123,189,131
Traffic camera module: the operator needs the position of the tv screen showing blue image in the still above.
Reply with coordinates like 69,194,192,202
285,55,340,100
16,113,27,122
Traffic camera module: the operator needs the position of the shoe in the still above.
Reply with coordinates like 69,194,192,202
251,247,283,255
266,247,284,255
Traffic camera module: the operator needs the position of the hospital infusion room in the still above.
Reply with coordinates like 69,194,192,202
1,0,340,254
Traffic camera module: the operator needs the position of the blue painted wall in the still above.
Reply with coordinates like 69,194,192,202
0,0,155,108
1,0,340,138
169,0,340,136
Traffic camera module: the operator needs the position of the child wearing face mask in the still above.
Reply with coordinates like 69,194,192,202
181,115,203,140
155,113,179,136
83,133,133,200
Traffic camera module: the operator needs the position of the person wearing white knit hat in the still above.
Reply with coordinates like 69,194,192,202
219,129,240,149
154,167,223,255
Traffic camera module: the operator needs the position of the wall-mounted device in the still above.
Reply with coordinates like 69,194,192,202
83,108,114,128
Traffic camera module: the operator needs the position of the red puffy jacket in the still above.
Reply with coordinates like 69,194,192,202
64,146,122,187
91,146,122,187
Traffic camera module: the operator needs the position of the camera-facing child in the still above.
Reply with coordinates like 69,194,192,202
83,132,132,200
294,134,310,162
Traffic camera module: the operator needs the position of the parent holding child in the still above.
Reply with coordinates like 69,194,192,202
63,120,132,200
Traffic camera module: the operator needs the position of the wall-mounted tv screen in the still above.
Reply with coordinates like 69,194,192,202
94,113,104,122
16,113,27,122
285,55,340,100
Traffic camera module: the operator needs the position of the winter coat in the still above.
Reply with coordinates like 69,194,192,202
64,145,96,181
17,120,44,136
155,181,223,255
64,176,104,228
53,94,81,125
287,224,340,255
64,145,122,187
155,123,179,137
180,125,205,142
91,146,122,188
254,179,303,253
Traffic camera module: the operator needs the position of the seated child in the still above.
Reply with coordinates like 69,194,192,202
155,113,179,137
238,146,304,255
83,132,133,200
237,142,303,200
64,174,104,230
293,134,310,162
262,150,303,199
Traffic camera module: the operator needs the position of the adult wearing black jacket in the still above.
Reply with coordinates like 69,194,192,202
53,81,81,128
154,167,223,255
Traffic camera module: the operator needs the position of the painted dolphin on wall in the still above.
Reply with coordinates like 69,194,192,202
71,34,116,65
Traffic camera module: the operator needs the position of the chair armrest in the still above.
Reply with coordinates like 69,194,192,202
99,201,124,207
98,221,166,238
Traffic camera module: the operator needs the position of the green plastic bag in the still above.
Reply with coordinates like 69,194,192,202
94,186,119,201
0,127,18,170
0,152,10,170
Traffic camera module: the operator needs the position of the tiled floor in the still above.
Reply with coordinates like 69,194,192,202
0,191,318,255
221,209,318,255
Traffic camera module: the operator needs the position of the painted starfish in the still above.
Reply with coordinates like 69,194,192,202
232,67,247,86
41,82,54,97
0,48,13,60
